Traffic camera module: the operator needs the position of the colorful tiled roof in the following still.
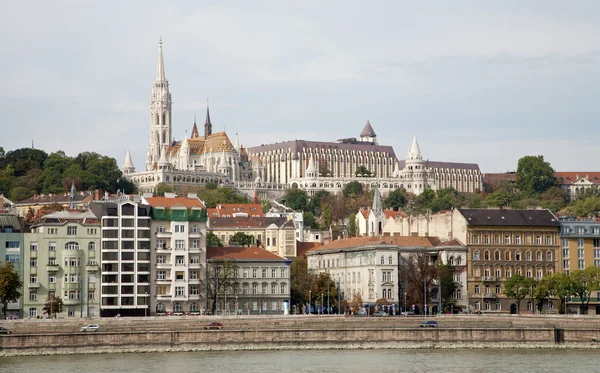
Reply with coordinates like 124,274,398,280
555,172,600,185
167,131,236,156
296,241,324,257
207,204,264,218
209,216,289,229
207,246,288,261
145,196,205,209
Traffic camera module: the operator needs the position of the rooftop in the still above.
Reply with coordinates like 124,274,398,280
457,208,560,227
207,246,289,262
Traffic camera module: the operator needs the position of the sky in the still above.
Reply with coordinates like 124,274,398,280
2,0,599,173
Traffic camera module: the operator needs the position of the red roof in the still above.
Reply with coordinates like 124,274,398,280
145,196,205,209
555,172,600,185
296,241,324,257
207,203,264,217
311,236,440,252
207,246,288,261
384,209,407,219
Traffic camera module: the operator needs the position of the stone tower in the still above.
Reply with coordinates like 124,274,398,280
147,38,172,171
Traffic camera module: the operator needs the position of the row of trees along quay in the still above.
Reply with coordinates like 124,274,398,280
505,267,600,315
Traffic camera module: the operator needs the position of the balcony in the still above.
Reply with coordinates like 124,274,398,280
156,294,171,300
156,262,171,269
483,293,497,299
46,265,59,272
86,264,99,272
28,282,40,288
156,231,172,238
156,246,171,251
189,232,202,238
482,276,497,282
63,299,81,306
156,278,172,284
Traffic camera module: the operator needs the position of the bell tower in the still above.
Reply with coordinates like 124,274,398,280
147,38,172,170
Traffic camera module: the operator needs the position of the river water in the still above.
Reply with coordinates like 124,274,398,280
0,349,597,372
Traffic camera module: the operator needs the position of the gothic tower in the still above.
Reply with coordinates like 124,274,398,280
204,104,212,139
147,38,172,171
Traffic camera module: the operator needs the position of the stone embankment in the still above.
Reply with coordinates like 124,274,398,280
2,315,600,356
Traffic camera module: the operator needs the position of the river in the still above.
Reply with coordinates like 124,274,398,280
0,349,597,373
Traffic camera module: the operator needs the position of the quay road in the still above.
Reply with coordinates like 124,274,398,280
2,314,600,335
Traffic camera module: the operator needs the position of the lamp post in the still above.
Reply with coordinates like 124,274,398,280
225,290,228,315
321,294,324,315
404,292,407,314
309,290,312,314
145,292,148,317
235,296,238,316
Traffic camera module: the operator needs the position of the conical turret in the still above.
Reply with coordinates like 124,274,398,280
123,150,135,174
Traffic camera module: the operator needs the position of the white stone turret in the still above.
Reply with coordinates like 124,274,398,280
180,134,190,170
123,150,135,174
404,136,427,194
407,135,422,161
218,149,229,176
157,146,171,170
306,154,318,178
147,38,173,170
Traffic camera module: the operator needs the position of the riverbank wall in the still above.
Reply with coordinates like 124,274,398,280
3,327,600,356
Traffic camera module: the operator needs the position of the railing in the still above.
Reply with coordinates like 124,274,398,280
482,276,497,282
483,293,497,298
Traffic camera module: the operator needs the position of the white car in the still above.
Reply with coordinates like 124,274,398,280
80,324,100,332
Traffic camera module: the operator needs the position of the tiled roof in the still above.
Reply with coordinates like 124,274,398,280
483,173,517,183
207,203,264,217
311,236,440,252
15,193,91,205
437,238,465,247
555,172,600,185
384,209,407,219
145,196,205,209
359,209,369,219
167,131,235,156
207,246,288,262
248,140,397,160
209,216,289,229
360,120,376,137
296,241,324,257
457,208,560,227
32,210,100,227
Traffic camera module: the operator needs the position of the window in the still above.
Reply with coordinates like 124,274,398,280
157,225,164,233
262,269,267,278
70,274,78,283
281,269,286,278
484,236,489,244
29,275,37,284
176,256,185,265
578,227,585,234
536,236,542,245
271,283,277,294
65,242,79,250
563,260,570,270
388,256,393,265
474,285,480,294
577,238,584,249
382,271,392,282
191,240,198,249
175,287,185,297
473,235,479,244
48,228,57,234
175,271,184,280
88,242,96,250
578,249,584,259
191,225,199,233
175,225,185,233
190,270,198,280
547,251,553,261
546,236,552,245
243,284,249,294
504,251,511,261
48,242,56,251
157,255,164,264
157,239,166,249
67,226,77,235
595,249,600,259
594,239,600,248
29,308,37,318
578,259,585,269
252,269,257,278
175,240,185,250
49,275,56,283
562,239,569,248
29,242,37,251
495,285,501,294
29,292,37,301
190,285,199,295
157,271,166,280
252,284,258,294
30,258,37,267
380,256,385,265
280,283,286,294
563,249,569,258
190,256,199,264
505,269,511,278
515,252,521,261
174,303,182,313
515,235,521,245
526,252,532,261
271,269,276,278
505,235,510,244
473,251,479,261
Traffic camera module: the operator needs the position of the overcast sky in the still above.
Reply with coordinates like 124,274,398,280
2,1,599,173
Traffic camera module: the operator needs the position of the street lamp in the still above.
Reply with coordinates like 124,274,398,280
145,292,148,317
309,290,312,314
235,296,238,316
404,292,407,314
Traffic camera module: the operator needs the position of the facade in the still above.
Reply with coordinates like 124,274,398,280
123,39,252,192
91,198,152,317
306,236,468,314
142,193,208,315
559,217,600,314
0,195,15,214
207,246,291,315
24,211,100,318
0,214,24,318
13,192,93,218
247,125,483,196
208,217,297,258
355,184,393,237
555,172,600,201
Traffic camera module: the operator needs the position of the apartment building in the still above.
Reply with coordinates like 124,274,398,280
142,193,207,315
559,216,600,314
207,246,291,315
0,214,24,319
91,198,151,317
24,211,100,318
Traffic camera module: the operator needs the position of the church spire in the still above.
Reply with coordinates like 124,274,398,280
69,180,77,209
372,182,382,215
191,115,200,138
156,38,166,81
204,100,213,139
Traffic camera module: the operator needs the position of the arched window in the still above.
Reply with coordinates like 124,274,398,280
173,303,182,313
190,303,199,313
380,256,385,265
505,250,511,261
156,303,165,314
388,256,393,265
65,242,79,250
473,251,479,261
88,242,95,251
546,251,553,261
484,251,490,261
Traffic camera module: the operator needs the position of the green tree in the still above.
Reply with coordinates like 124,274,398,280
567,195,600,218
206,231,223,247
437,262,457,312
308,190,330,214
354,166,373,177
533,277,551,313
207,259,237,314
546,273,576,314
504,274,535,314
229,232,254,247
343,181,364,198
290,257,315,311
282,189,309,211
0,147,4,157
516,155,558,196
42,294,63,318
9,186,34,202
320,205,332,229
570,267,600,314
311,272,339,313
485,189,514,208
155,182,175,196
303,212,319,229
383,188,407,211
347,213,357,237
0,262,23,319
0,148,48,177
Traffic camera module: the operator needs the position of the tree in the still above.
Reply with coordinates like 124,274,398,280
155,182,174,196
485,189,514,208
504,274,535,314
567,195,600,218
0,262,23,319
354,166,373,177
437,262,457,312
311,272,338,313
206,231,223,247
383,188,407,211
229,232,254,247
534,277,551,313
303,212,319,230
308,190,330,214
207,259,238,314
320,205,332,229
343,181,364,198
9,186,34,202
347,213,357,237
570,267,600,314
42,294,63,318
289,257,315,311
282,189,309,211
399,252,438,314
546,273,576,314
349,293,363,315
0,147,4,157
515,155,558,196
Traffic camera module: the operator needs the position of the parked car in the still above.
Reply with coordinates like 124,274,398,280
373,311,388,317
80,324,100,332
204,322,223,330
420,320,438,328
0,327,12,334
401,311,416,316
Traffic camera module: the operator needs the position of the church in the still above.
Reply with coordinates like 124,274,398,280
123,39,252,192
